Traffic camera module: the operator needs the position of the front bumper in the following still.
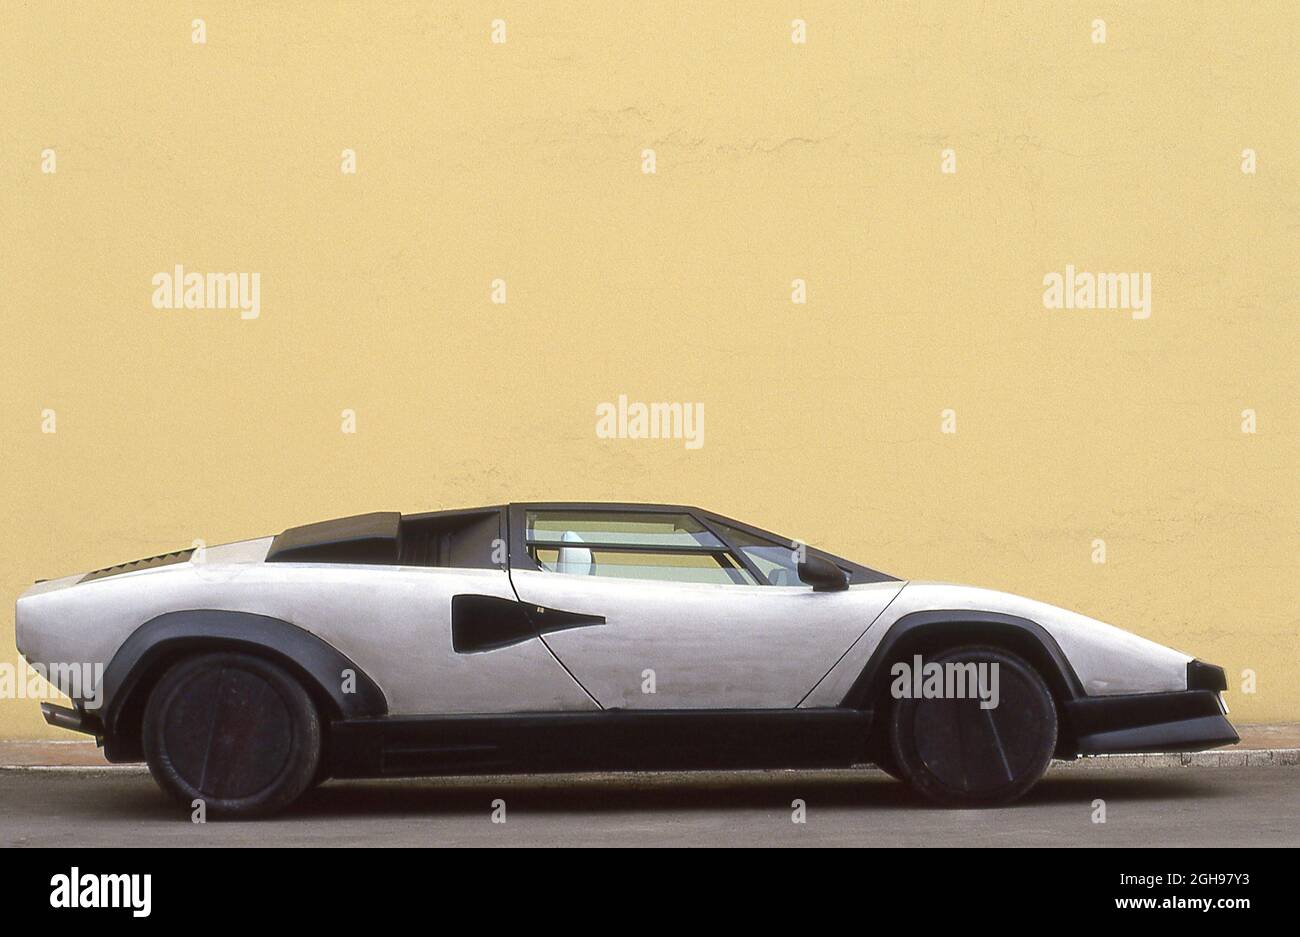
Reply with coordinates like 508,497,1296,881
1065,660,1237,755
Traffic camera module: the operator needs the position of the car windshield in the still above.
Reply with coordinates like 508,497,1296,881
710,521,802,586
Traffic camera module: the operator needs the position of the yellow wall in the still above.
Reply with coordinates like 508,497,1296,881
1,2,1296,737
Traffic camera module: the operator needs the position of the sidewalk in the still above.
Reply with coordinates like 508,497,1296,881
3,725,1298,769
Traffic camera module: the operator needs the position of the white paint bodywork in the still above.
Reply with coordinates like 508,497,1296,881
799,581,1193,707
16,540,595,714
511,569,904,709
17,541,1193,716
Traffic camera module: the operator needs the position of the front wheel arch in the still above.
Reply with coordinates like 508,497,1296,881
844,612,1083,756
889,644,1058,805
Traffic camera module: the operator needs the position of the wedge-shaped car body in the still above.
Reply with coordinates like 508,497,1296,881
16,503,1237,815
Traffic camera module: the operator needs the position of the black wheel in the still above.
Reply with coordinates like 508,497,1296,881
142,652,322,818
889,645,1056,806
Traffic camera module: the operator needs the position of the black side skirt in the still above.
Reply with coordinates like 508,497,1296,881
329,709,874,779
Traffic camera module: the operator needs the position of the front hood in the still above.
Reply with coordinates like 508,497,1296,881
891,581,1193,696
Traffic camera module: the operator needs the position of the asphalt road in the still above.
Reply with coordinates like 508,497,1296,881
1,764,1296,847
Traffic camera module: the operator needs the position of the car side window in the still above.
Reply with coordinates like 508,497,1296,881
711,521,802,586
525,511,756,585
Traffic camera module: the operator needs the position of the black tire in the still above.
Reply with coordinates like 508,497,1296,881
308,756,331,791
868,734,906,781
889,645,1056,806
142,652,322,818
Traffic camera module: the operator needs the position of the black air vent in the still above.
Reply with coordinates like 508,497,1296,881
80,549,195,583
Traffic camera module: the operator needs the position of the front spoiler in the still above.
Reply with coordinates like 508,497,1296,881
1066,689,1238,756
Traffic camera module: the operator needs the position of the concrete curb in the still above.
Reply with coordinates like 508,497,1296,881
1052,748,1300,770
0,764,146,773
4,729,1299,772
1,750,1298,777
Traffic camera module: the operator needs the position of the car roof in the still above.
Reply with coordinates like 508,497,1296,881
271,503,898,583
508,501,705,513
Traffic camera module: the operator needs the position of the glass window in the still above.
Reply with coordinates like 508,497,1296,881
526,511,721,548
525,511,754,585
532,546,755,585
712,521,802,586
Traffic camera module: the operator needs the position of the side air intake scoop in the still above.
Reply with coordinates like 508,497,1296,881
266,511,401,565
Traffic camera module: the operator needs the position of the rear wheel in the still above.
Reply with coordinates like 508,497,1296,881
889,645,1056,806
142,652,321,818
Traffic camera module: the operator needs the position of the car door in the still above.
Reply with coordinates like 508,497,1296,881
506,505,904,709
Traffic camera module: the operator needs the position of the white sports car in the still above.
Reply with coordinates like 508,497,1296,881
16,503,1237,816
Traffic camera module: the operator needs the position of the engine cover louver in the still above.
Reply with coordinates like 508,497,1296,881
79,549,195,583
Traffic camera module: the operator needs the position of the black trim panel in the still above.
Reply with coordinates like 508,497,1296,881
451,594,605,653
322,692,1236,781
328,709,874,778
1067,690,1239,754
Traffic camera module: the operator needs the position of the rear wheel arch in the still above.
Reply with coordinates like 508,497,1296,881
143,650,323,816
101,610,387,762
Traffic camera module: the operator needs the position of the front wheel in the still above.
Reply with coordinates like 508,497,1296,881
142,652,322,818
889,645,1057,806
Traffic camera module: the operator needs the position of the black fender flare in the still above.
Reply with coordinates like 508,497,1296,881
101,609,388,757
838,609,1085,712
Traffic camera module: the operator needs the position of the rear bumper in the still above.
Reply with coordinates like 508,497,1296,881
1066,689,1238,755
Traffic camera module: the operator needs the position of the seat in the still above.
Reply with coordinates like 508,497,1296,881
555,530,593,575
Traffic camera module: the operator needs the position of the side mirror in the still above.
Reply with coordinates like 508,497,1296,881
797,554,849,592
